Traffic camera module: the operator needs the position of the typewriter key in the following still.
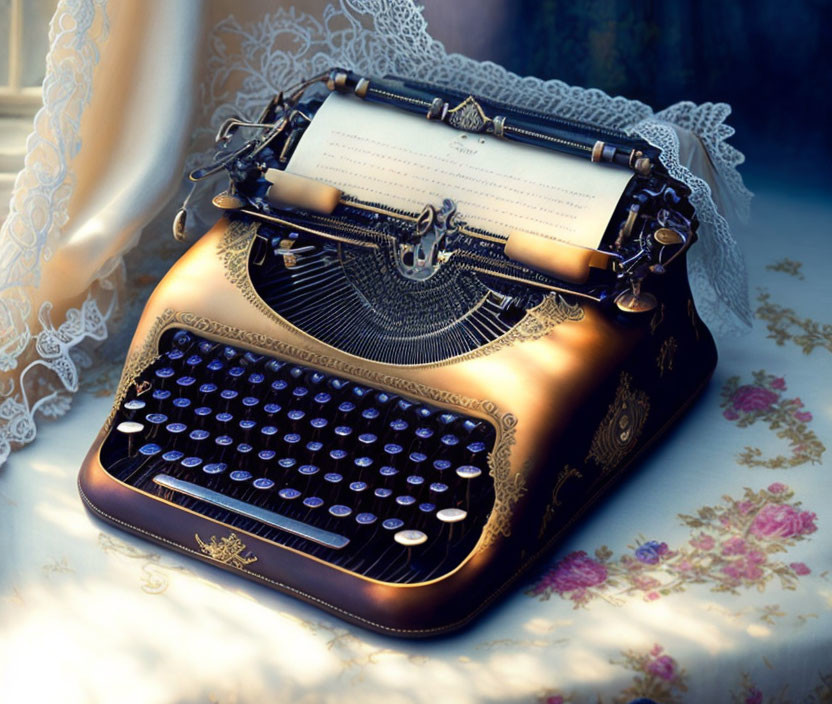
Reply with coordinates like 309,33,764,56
167,349,184,361
441,434,460,447
437,508,467,523
356,512,377,525
253,478,274,490
418,502,435,513
310,417,328,429
124,399,146,415
433,459,452,472
324,472,343,483
258,449,276,461
303,496,324,508
117,421,144,436
298,464,319,476
407,475,425,487
329,505,352,517
379,466,398,478
176,376,196,388
152,389,171,402
242,396,259,408
139,443,161,456
313,392,331,405
292,386,309,399
278,458,296,469
194,406,212,418
375,487,393,498
278,488,301,500
271,379,288,393
228,366,245,379
394,529,427,547
181,456,202,469
349,481,368,493
203,462,227,475
186,355,202,367
264,403,282,416
396,495,416,507
162,450,184,462
382,518,404,531
189,429,210,442
415,427,433,439
230,470,252,482
361,408,380,420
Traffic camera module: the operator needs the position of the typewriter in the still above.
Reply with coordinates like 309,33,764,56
79,69,717,636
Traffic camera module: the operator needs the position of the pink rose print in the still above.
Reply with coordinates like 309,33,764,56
543,696,564,704
645,591,660,601
749,503,817,539
690,533,715,550
732,385,778,412
647,654,678,681
745,688,763,704
720,371,825,467
722,536,747,555
528,551,607,601
767,482,788,494
790,562,811,576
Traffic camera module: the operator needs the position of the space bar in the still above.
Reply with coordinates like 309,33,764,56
152,474,350,550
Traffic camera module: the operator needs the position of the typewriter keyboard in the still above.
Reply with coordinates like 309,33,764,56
99,329,497,583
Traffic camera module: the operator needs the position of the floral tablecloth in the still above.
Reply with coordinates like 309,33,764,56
1,181,830,703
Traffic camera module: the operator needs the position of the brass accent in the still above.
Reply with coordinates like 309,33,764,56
326,70,348,92
504,229,618,284
492,115,506,138
617,206,639,246
654,227,684,246
615,289,658,314
634,157,652,177
195,532,258,569
133,380,151,397
649,303,666,335
278,238,297,268
172,208,187,242
212,191,245,210
586,372,650,473
426,97,444,120
264,169,343,214
591,140,605,163
354,77,370,98
537,465,583,539
445,96,490,133
657,336,678,376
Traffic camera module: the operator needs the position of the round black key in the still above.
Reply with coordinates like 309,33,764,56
124,399,146,412
162,450,183,462
407,475,425,487
258,449,276,461
382,518,404,530
196,384,213,398
271,380,288,393
415,427,433,439
203,462,227,474
228,366,245,378
409,452,427,468
222,346,238,360
438,413,456,425
349,481,368,492
306,441,323,453
352,386,369,399
389,419,408,432
167,349,184,361
265,359,284,373
354,456,373,469
230,470,252,481
287,409,305,421
172,331,192,347
303,496,324,508
361,408,379,420
189,429,210,441
278,488,301,500
206,360,224,372
384,443,403,458
289,366,304,379
467,441,487,454
298,464,319,476
236,443,253,455
186,355,202,366
463,419,481,433
418,502,436,513
329,449,347,461
146,413,167,425
324,472,343,483
313,392,331,405
329,505,351,517
197,341,214,355
138,443,161,456
358,433,377,445
375,392,392,404
176,376,196,388
430,482,449,495
248,373,265,385
239,419,257,431
396,495,416,506
379,466,398,477
284,433,301,445
215,435,233,447
338,401,355,413
152,389,171,401
181,456,202,469
310,372,326,385
356,512,377,525
155,367,174,379
172,397,191,409
216,412,233,424
194,406,212,418
334,425,352,437
243,352,263,364
433,459,452,471
292,387,308,399
166,422,187,434
253,478,274,490
375,487,393,498
242,396,259,408
220,390,238,401
416,407,432,419
330,378,349,391
310,417,328,429
278,458,296,469
264,403,281,415
260,425,278,438
397,399,413,411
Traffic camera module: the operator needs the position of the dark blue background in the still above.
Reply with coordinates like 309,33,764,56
423,0,832,194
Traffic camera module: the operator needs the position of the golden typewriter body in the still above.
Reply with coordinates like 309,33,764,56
79,70,717,636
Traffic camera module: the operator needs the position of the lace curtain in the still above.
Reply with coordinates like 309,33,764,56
0,0,752,466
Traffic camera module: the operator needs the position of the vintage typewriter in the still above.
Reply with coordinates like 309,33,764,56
79,69,717,636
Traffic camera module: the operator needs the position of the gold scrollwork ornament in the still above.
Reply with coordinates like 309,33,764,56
195,533,258,569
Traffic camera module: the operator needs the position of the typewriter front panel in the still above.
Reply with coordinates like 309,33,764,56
79,214,716,635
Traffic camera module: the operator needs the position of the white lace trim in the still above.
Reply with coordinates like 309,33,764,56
193,0,752,334
0,0,111,465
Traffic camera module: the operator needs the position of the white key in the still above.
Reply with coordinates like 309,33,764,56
117,421,145,434
456,465,481,479
394,529,428,546
436,508,467,523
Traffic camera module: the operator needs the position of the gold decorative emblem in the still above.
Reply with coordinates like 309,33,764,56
657,336,678,376
446,96,489,133
586,372,650,473
537,465,583,539
133,380,151,396
195,533,258,569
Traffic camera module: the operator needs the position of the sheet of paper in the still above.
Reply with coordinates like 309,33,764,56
286,93,632,248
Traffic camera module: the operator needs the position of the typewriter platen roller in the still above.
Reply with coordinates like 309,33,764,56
79,69,717,636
